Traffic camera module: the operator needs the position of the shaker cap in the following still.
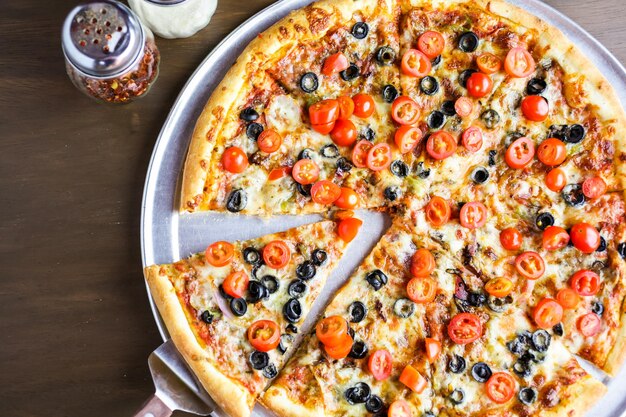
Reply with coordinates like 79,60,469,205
62,0,145,78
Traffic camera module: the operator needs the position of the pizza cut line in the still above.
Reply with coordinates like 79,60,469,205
144,0,626,416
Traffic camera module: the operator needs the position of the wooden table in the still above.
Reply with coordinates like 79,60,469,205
1,1,624,416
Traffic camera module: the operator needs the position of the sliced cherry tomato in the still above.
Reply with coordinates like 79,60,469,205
570,223,601,253
455,97,474,118
410,248,436,278
337,95,355,120
247,320,280,352
582,177,607,199
425,196,451,227
578,313,602,337
316,315,348,347
533,298,563,329
459,201,488,229
268,166,291,181
570,269,600,296
484,277,514,298
324,333,353,359
388,400,412,417
521,95,549,122
222,146,248,173
205,241,234,267
545,168,567,192
418,31,445,58
292,159,320,185
352,140,373,168
312,121,335,135
401,49,432,77
330,119,357,147
556,288,580,309
425,338,442,362
309,99,339,125
263,240,291,269
427,130,457,160
448,312,483,345
399,365,427,393
311,180,341,205
466,72,493,98
500,227,522,250
223,270,249,298
335,187,359,209
257,129,282,153
515,251,545,280
322,52,349,76
486,372,516,404
542,226,570,251
394,125,422,154
368,349,393,381
504,47,535,78
367,143,392,171
337,217,363,243
460,126,482,152
407,276,437,303
537,138,566,166
505,137,535,169
391,96,420,126
476,52,502,74
352,93,376,118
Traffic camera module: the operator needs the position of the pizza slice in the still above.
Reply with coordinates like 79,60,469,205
144,219,360,417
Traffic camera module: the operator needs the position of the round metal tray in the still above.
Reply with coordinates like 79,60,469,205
141,1,626,415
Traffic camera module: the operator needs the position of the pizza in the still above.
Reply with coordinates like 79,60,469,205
145,0,626,416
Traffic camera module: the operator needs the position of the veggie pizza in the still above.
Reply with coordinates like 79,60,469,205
144,0,626,416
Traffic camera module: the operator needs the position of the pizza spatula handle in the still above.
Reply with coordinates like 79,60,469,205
133,394,173,417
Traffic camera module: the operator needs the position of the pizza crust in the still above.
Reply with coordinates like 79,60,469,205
260,384,324,417
144,265,253,417
540,375,607,417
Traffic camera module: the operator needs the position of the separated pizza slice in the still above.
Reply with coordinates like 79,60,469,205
144,219,360,417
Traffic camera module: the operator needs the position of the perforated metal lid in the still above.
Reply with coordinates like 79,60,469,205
62,0,145,78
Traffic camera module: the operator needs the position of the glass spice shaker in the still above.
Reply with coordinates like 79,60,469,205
61,0,160,104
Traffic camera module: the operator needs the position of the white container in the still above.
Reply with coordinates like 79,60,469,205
128,0,217,39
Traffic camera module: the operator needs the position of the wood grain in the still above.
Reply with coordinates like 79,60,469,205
0,1,623,417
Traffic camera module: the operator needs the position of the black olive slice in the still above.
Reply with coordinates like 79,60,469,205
348,340,368,359
507,333,531,356
526,78,547,95
548,124,569,140
458,31,479,52
200,310,213,324
471,166,489,184
243,247,261,265
286,323,298,333
566,124,586,143
618,242,626,259
384,186,400,202
288,280,307,298
336,157,353,173
552,322,564,336
431,54,442,66
449,388,465,404
283,298,302,323
415,161,431,178
447,354,466,374
261,275,279,294
360,127,376,142
296,183,312,197
278,334,294,354
481,109,500,129
345,382,371,404
423,412,436,417
320,144,340,158
393,298,415,318
518,387,538,405
458,69,477,88
365,395,384,413
240,107,259,122
351,21,369,39
597,236,607,252
535,212,555,230
376,46,396,66
300,72,319,93
347,327,355,339
296,261,316,280
562,184,585,207
218,284,232,300
311,249,328,266
427,110,445,129
591,301,604,316
441,100,456,116
226,189,247,212
505,131,525,147
488,149,497,166
246,122,264,140
488,295,513,313
471,362,492,382
467,292,486,307
263,363,278,378
298,148,315,160
390,160,409,178
348,301,367,323
420,76,439,95
382,84,399,103
249,351,269,370
531,329,551,352
340,63,360,81
247,280,269,303
513,359,532,377
230,298,248,316
365,269,388,290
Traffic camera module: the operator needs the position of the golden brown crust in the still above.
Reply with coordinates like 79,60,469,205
539,375,607,417
144,265,253,417
260,385,324,417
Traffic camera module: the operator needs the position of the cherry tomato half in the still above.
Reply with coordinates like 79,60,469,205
309,99,339,125
401,49,432,77
337,217,363,243
352,140,373,168
556,287,580,309
476,52,502,74
391,96,420,125
504,47,535,78
263,240,291,269
570,269,601,296
311,180,341,205
578,313,602,337
425,196,451,227
322,52,349,76
205,241,234,267
466,72,493,98
427,130,457,160
500,227,523,250
410,248,436,278
316,315,348,347
505,137,535,169
367,143,392,171
257,129,283,153
247,320,280,352
337,95,355,119
324,333,353,359
542,226,570,251
222,146,248,173
582,177,607,199
515,251,545,280
425,338,442,362
335,187,359,209
448,312,483,345
545,168,567,192
388,400,412,417
399,365,427,393
485,372,516,404
312,121,335,135
533,298,563,329
455,97,474,118
223,270,249,298
521,95,549,122
330,119,357,147
537,138,566,166
267,166,291,182
394,125,422,154
459,201,488,229
418,31,445,58
292,159,320,185
570,223,601,253
368,349,393,381
407,276,437,303
461,126,482,152
352,93,376,118
485,277,514,298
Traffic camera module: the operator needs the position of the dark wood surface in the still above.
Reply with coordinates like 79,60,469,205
1,1,624,416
